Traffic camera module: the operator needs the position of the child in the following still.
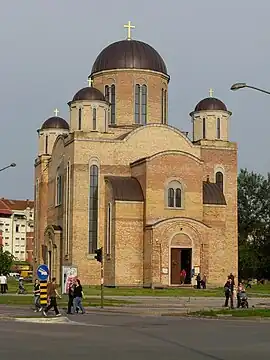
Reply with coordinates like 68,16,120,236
237,282,246,308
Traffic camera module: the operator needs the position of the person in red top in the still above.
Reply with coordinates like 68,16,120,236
180,269,186,285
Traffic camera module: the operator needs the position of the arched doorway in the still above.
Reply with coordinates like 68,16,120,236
44,225,62,282
170,233,192,285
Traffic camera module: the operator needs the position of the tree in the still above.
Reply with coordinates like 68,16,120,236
238,168,270,279
0,245,14,275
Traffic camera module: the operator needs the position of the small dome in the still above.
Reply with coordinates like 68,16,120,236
72,87,105,102
41,116,69,130
195,97,227,112
91,40,168,76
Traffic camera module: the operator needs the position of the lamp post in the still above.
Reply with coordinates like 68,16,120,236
231,83,270,95
0,163,16,172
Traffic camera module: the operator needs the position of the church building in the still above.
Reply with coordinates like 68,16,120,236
34,22,238,287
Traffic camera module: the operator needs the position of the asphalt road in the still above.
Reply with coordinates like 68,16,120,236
0,313,270,359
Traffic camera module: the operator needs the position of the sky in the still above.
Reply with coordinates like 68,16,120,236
1,0,270,199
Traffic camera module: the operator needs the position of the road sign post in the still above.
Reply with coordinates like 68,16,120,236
101,262,104,309
37,265,49,308
94,248,104,308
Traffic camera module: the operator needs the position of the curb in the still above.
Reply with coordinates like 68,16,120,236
183,314,270,322
14,316,71,324
85,308,189,317
0,315,71,323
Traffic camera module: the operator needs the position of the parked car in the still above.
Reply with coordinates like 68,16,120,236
8,272,20,279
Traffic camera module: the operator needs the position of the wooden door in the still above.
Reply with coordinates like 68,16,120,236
170,248,181,285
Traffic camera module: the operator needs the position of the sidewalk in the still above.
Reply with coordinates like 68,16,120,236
1,297,270,319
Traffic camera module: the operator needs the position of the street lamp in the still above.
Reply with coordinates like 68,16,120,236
230,82,270,95
0,163,16,172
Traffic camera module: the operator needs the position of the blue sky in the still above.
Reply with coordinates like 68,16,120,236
1,0,270,199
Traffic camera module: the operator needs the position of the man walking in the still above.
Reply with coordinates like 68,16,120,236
42,277,61,317
0,273,7,294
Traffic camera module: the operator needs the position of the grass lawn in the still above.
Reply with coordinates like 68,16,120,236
0,294,133,307
6,279,270,297
190,308,270,318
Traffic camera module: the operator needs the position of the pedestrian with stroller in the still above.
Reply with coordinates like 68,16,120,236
201,274,207,289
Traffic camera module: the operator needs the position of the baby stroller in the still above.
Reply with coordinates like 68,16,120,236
237,291,249,308
17,277,26,294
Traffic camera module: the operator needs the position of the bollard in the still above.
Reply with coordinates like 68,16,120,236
40,281,48,307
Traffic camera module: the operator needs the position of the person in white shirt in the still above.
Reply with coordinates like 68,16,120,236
0,274,7,294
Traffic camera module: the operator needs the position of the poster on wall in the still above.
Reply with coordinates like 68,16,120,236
62,266,78,294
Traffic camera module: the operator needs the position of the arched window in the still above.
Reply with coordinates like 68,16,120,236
217,118,221,139
161,88,164,123
45,135,48,154
89,164,99,253
78,108,82,130
55,171,62,206
167,181,183,208
202,118,206,138
93,108,97,130
110,84,116,125
104,84,116,125
164,89,167,124
141,85,147,124
135,84,140,124
161,88,167,124
65,162,70,255
168,188,174,207
105,85,110,102
175,188,182,207
215,171,224,191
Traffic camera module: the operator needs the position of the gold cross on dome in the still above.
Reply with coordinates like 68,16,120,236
124,21,135,40
54,108,59,116
88,78,93,87
209,88,214,97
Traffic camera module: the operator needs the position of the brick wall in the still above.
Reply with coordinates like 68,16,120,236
26,231,34,264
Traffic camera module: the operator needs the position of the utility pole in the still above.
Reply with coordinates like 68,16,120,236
94,247,104,308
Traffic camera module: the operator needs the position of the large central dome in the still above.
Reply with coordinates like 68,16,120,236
90,40,168,76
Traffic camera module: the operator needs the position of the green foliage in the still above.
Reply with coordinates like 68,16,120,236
238,168,270,279
0,246,15,275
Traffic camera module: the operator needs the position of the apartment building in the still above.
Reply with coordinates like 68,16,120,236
0,198,34,262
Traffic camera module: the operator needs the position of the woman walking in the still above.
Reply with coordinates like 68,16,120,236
73,279,85,314
33,279,42,312
67,280,75,314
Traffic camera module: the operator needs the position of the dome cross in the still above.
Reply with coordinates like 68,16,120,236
124,21,135,40
209,88,214,97
54,108,59,116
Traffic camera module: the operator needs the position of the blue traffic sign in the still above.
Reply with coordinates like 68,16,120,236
37,264,49,281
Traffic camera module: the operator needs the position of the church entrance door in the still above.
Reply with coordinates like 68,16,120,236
170,248,192,285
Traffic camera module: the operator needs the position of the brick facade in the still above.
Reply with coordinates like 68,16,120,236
34,37,238,288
